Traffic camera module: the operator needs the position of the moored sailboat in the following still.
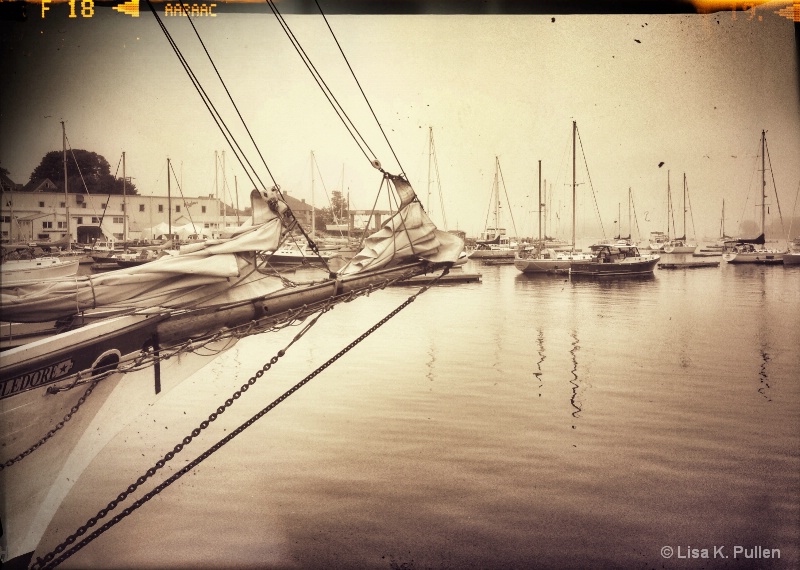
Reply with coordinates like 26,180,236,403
569,243,660,276
515,122,593,274
663,172,698,253
471,157,519,259
723,130,786,264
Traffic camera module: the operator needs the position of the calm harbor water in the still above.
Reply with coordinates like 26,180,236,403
46,256,799,569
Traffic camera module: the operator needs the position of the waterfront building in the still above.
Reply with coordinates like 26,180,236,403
0,181,314,244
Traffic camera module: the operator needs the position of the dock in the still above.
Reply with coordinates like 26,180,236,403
658,261,720,269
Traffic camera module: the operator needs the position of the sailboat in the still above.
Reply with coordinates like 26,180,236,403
663,173,697,253
0,7,464,568
723,130,786,264
514,121,593,274
698,199,733,253
0,122,81,284
471,157,519,259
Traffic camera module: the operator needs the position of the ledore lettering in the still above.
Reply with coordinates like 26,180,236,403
0,359,74,399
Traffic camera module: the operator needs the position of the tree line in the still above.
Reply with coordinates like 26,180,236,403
4,150,139,195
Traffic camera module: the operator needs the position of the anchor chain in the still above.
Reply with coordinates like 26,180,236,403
33,267,449,569
1,266,419,473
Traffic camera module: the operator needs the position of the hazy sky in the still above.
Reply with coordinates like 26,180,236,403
1,2,798,241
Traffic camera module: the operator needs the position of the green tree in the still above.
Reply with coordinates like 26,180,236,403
318,190,348,227
28,150,138,195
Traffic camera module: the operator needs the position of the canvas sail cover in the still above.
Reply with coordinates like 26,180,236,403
725,233,766,245
337,175,464,275
1,180,464,322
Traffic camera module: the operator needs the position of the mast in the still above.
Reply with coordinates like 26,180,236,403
234,175,240,225
538,159,542,244
760,129,766,242
222,150,226,235
543,178,547,240
682,172,687,240
214,150,219,238
61,121,71,251
494,156,500,237
628,187,632,241
311,150,316,237
122,151,127,245
167,157,172,238
571,120,576,251
720,198,726,239
667,170,672,240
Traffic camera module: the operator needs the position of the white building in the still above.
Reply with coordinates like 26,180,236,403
1,182,314,244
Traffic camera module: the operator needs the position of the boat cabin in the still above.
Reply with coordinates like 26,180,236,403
589,243,643,262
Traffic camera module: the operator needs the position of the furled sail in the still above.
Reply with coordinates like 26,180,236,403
1,180,464,322
338,175,464,275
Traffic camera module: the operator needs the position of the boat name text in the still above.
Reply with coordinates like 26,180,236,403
1,359,75,399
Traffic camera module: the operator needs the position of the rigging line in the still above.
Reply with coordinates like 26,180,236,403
167,160,199,233
736,136,761,228
786,178,800,241
496,160,519,239
482,171,495,235
145,1,270,194
430,134,448,230
265,1,377,168
764,137,786,237
162,3,270,194
65,138,103,214
575,127,606,240
631,188,642,241
313,0,406,176
175,0,279,189
686,177,697,241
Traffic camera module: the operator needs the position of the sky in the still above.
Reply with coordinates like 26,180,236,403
1,1,799,242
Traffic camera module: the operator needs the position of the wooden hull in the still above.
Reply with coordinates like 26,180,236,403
570,256,660,276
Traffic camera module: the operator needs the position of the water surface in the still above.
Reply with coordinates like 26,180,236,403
47,258,800,569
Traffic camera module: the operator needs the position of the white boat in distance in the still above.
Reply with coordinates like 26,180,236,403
0,254,80,285
472,157,518,259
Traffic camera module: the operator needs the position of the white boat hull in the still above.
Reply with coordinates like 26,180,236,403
0,258,80,285
514,252,592,274
722,250,784,264
470,248,516,259
663,244,697,254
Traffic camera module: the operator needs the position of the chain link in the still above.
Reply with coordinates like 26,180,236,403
32,267,449,569
1,265,424,474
